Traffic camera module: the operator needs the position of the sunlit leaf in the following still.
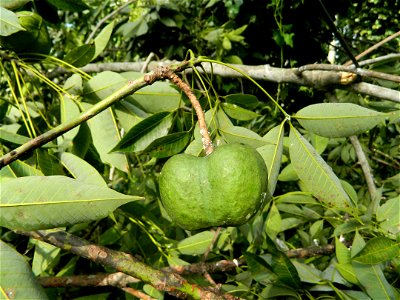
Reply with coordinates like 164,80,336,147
64,43,95,67
289,126,354,212
82,102,129,172
0,7,25,36
221,102,260,120
295,103,389,137
93,21,114,60
353,262,398,299
377,196,400,236
176,231,215,255
353,237,400,264
0,176,142,230
0,240,48,300
145,131,192,158
258,123,284,195
60,152,107,187
112,112,173,153
221,126,267,148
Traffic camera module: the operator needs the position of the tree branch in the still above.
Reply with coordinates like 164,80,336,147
0,61,197,169
18,229,238,300
50,60,400,102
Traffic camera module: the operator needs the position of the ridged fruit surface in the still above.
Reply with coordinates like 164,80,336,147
159,144,269,230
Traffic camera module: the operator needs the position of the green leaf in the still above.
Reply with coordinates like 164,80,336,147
122,72,181,113
0,240,48,300
258,123,284,195
278,164,299,182
291,260,322,283
145,131,191,158
31,239,61,276
377,196,400,236
176,231,215,255
221,102,260,121
112,112,173,153
93,21,114,60
60,152,107,187
289,126,354,212
295,103,388,137
82,102,129,172
267,236,301,288
64,43,95,67
353,262,398,299
60,95,80,141
353,237,400,264
0,176,142,230
0,7,25,36
335,236,359,284
224,93,259,109
221,126,268,148
0,128,54,147
0,0,32,11
265,202,281,240
8,160,44,177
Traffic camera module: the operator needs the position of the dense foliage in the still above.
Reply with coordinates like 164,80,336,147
1,0,399,299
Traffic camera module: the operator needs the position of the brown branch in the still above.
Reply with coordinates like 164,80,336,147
285,244,335,258
344,30,400,66
144,66,214,155
122,287,157,300
18,229,237,300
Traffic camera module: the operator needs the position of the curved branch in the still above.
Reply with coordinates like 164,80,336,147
18,229,238,300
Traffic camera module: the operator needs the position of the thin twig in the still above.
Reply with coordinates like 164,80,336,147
85,0,137,43
121,287,157,300
140,52,156,73
349,136,377,197
344,30,400,66
144,66,214,154
354,53,400,67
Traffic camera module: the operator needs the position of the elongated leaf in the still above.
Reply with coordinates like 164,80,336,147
221,126,267,148
112,112,173,153
145,131,191,158
353,262,398,299
257,123,285,195
64,43,95,67
291,260,322,283
289,126,353,212
224,93,259,109
335,236,359,284
0,176,142,230
82,102,129,172
0,128,54,147
93,21,114,60
353,236,400,264
176,231,215,255
377,196,400,236
60,152,107,187
295,103,388,137
9,160,44,177
0,7,25,36
265,202,281,240
60,95,80,141
267,236,301,288
45,0,89,12
0,240,48,300
31,239,61,276
221,102,260,121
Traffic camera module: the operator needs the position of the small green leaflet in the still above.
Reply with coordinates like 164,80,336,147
176,231,215,255
294,103,390,137
0,7,25,36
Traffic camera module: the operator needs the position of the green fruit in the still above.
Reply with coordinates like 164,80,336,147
159,144,269,230
0,11,51,56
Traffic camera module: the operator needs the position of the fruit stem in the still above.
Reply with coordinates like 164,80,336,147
166,71,214,155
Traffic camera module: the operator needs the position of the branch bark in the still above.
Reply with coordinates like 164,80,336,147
48,60,400,102
18,229,238,300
